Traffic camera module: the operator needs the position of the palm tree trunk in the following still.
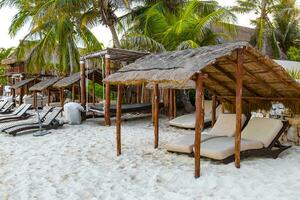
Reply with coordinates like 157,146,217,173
67,40,74,75
108,24,121,48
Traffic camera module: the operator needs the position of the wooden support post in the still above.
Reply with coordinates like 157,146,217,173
78,81,81,102
152,91,155,124
60,88,64,109
212,95,217,126
235,49,244,169
153,84,159,148
116,85,124,156
194,73,205,178
92,72,96,105
12,89,16,106
47,89,51,106
72,84,75,102
80,61,86,120
173,89,176,118
105,55,111,126
33,91,37,109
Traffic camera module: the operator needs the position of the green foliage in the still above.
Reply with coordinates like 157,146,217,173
87,81,117,100
0,47,14,85
287,46,300,61
120,0,236,52
288,68,300,80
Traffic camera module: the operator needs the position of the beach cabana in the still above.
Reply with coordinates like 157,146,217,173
10,78,37,104
53,69,102,108
81,48,149,125
29,77,61,108
104,41,300,178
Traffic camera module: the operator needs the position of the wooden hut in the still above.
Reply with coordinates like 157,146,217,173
29,77,61,108
53,69,102,108
81,48,149,125
10,77,37,104
104,42,300,178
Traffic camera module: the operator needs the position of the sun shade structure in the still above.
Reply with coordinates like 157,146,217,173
10,78,37,105
104,41,300,178
10,78,36,90
81,48,149,62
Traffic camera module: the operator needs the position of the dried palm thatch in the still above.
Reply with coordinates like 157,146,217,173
53,69,102,88
10,78,36,90
29,77,61,91
105,42,300,114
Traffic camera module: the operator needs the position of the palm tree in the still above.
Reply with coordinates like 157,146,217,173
232,0,281,55
273,0,300,54
120,0,236,52
0,0,103,75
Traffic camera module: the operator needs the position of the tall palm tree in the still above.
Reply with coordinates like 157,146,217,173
232,0,281,55
120,0,236,52
0,0,103,75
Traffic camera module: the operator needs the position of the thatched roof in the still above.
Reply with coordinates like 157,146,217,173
105,42,300,113
10,78,36,90
53,69,102,88
29,77,61,91
81,48,149,62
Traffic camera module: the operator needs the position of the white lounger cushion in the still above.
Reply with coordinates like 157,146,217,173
200,137,263,160
169,114,211,129
210,114,246,137
166,134,217,153
241,117,283,147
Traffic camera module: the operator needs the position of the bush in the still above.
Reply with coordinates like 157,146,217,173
287,46,300,61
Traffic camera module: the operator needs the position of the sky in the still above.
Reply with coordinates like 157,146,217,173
0,0,296,48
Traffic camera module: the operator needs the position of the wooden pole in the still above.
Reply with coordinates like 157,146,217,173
80,61,86,120
72,84,75,102
12,89,16,106
60,88,64,109
194,73,205,178
235,49,244,169
19,87,24,105
173,89,176,118
33,91,37,109
105,55,111,126
116,85,124,156
154,84,159,148
92,72,96,105
212,95,217,126
78,81,81,102
47,89,51,106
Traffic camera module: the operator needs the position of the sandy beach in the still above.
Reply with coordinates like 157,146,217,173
0,116,299,200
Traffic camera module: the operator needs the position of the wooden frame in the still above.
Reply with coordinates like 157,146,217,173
105,55,111,126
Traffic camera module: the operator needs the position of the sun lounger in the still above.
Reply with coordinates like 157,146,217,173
166,114,247,154
169,100,222,129
0,102,14,113
0,104,32,123
4,107,63,136
0,100,8,110
200,117,291,163
0,106,53,132
0,103,27,117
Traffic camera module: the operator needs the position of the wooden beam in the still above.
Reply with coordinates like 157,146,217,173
105,55,111,126
173,89,177,118
217,96,300,101
47,89,51,106
33,91,37,109
235,48,244,169
194,73,205,178
223,56,284,97
153,84,159,148
212,95,217,126
19,87,24,105
60,88,64,109
72,84,75,102
206,75,236,95
80,61,86,120
92,71,96,105
213,64,261,97
116,85,124,156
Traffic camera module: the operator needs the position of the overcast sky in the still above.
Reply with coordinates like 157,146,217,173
0,0,298,48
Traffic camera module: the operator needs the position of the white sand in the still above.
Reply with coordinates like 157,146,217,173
0,116,299,200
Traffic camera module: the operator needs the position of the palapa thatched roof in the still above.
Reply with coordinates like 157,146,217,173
29,77,61,91
81,48,149,62
53,69,102,88
105,42,300,113
10,78,36,90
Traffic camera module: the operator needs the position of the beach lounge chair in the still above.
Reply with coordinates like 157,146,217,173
0,103,27,117
4,107,63,136
166,114,247,154
0,102,14,113
169,100,222,129
0,100,8,110
200,117,291,163
0,104,32,122
0,106,53,132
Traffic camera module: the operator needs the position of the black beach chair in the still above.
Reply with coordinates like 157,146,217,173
0,104,32,123
0,106,53,132
4,107,63,136
0,102,14,113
